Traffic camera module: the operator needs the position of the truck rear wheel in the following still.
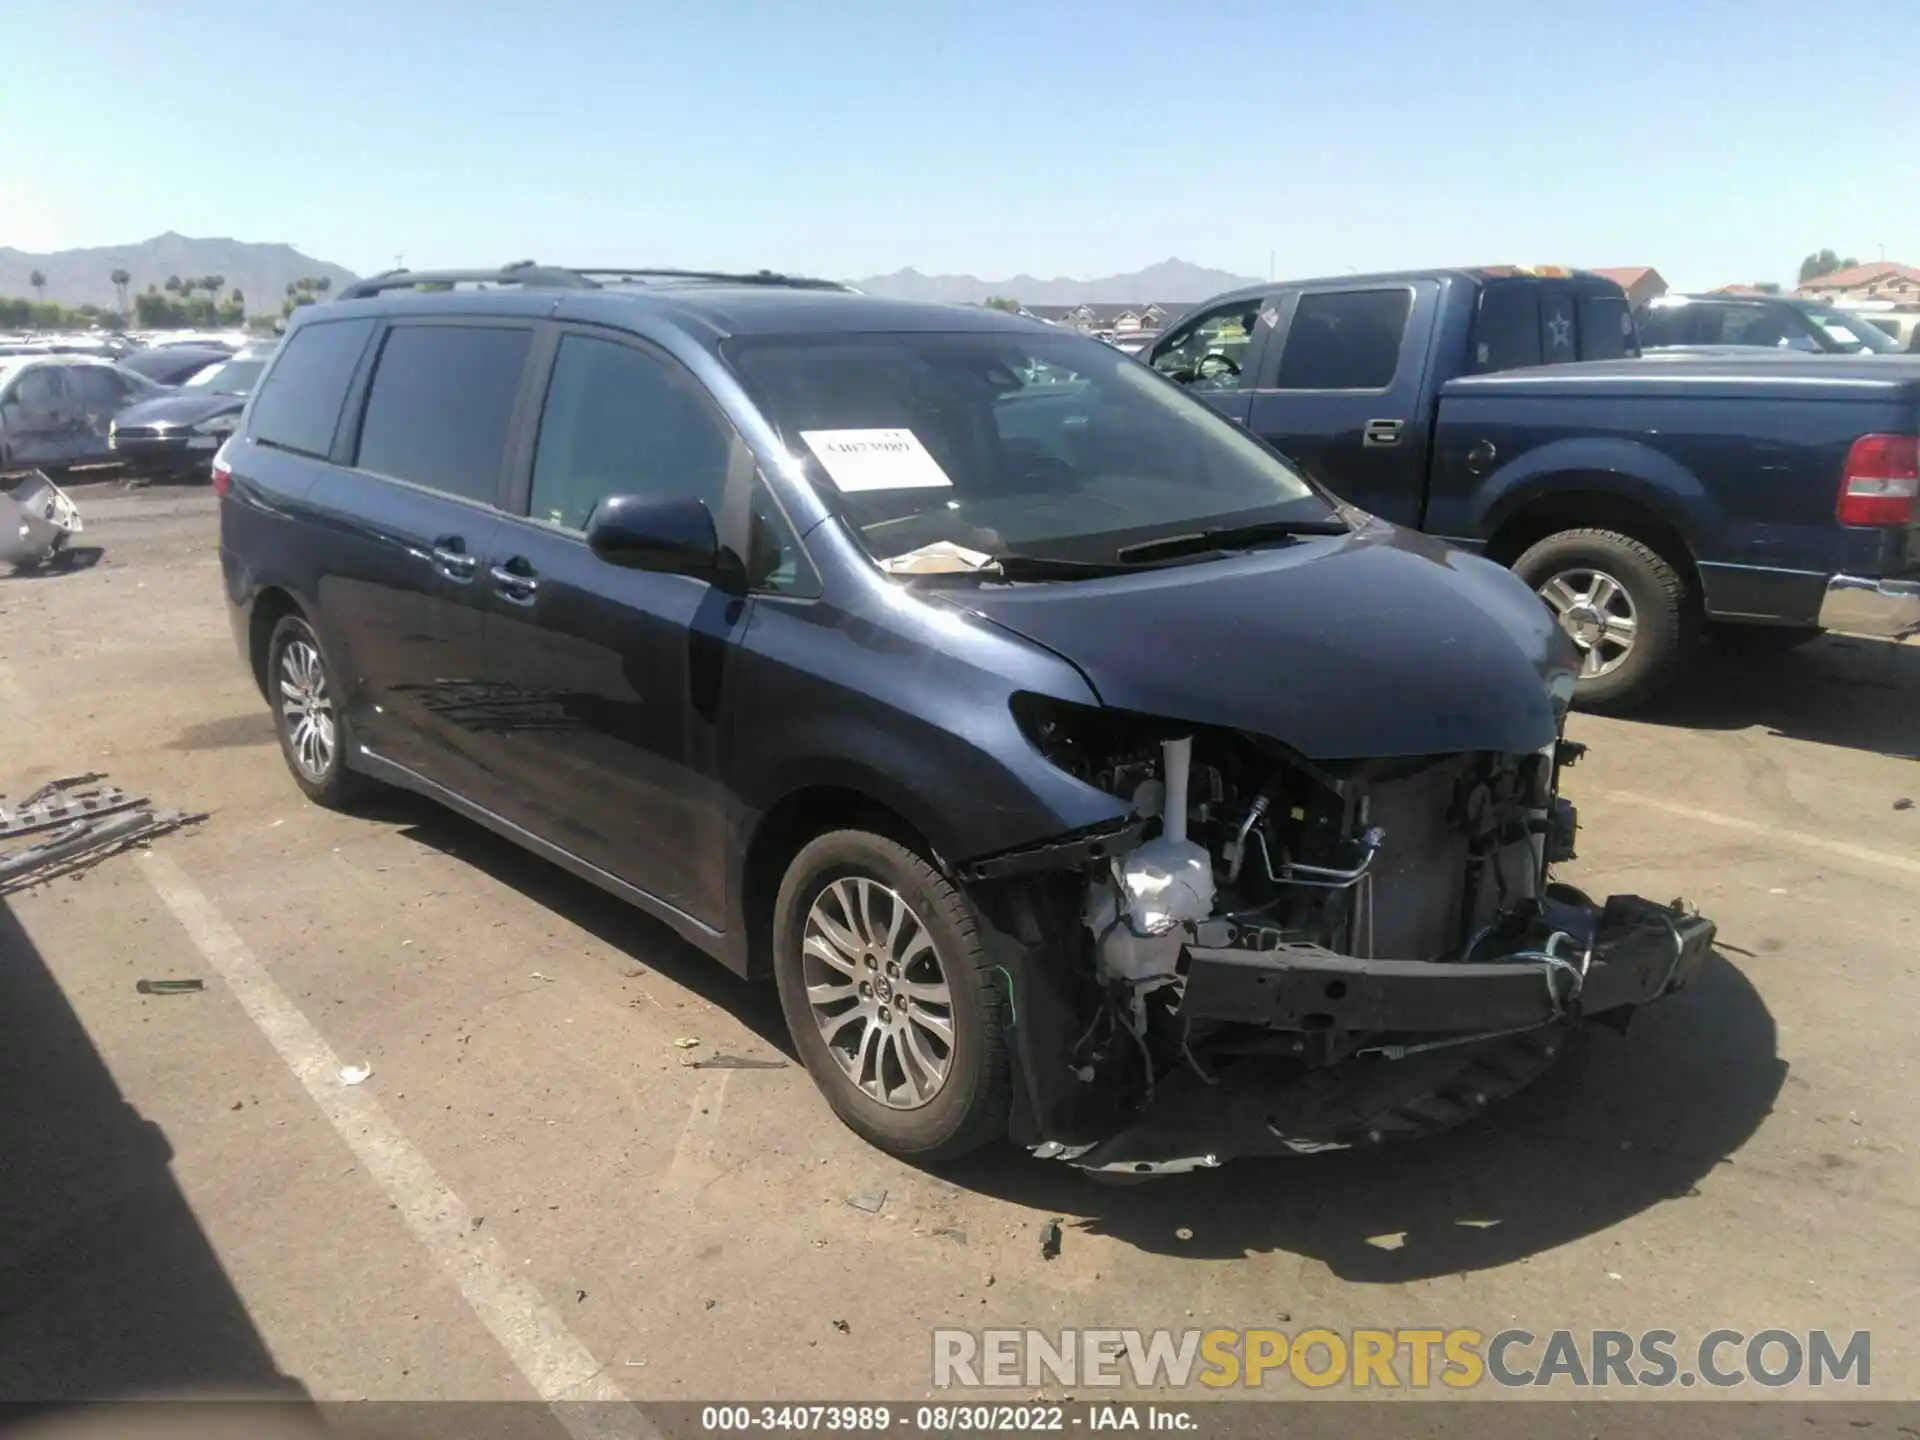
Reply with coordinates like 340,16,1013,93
1515,528,1691,713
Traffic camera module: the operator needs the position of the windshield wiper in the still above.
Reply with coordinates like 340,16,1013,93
900,552,1135,583
1114,515,1350,565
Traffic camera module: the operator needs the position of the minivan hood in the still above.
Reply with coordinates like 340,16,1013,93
942,523,1576,760
115,391,243,428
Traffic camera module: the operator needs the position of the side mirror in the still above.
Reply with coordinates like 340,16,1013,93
586,494,721,577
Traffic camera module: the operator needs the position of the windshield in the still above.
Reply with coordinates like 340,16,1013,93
1805,308,1902,354
724,330,1332,567
183,357,268,395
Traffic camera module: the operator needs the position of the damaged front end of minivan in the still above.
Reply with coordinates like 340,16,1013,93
953,697,1716,1176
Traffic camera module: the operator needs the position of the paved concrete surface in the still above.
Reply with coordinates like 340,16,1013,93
1,483,1915,1413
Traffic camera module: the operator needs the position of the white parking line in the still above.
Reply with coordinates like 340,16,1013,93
1597,790,1920,877
139,850,657,1439
662,1069,733,1198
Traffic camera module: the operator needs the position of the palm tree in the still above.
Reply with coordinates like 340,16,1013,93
204,274,226,303
164,275,182,294
315,276,332,295
230,287,244,306
110,267,131,314
28,269,46,302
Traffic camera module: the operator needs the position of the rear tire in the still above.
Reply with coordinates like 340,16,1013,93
1515,527,1692,714
266,614,368,810
772,829,1011,1162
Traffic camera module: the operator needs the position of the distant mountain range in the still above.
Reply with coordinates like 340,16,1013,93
0,233,359,311
0,237,1254,314
849,258,1261,306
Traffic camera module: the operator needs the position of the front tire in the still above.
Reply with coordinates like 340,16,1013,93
772,829,1011,1162
1515,527,1692,714
266,614,367,809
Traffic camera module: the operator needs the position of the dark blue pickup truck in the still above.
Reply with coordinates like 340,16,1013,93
1146,267,1920,710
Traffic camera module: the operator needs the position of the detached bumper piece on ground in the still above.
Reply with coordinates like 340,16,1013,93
0,470,84,571
0,775,202,892
957,718,1718,1177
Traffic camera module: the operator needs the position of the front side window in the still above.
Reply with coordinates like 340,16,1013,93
250,319,376,458
65,366,128,407
355,324,531,503
11,366,66,409
725,329,1331,568
1149,298,1264,391
1272,289,1411,390
527,334,732,531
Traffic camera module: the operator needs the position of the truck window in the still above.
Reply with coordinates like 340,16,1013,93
1474,283,1542,371
1272,289,1411,390
1149,298,1263,392
1578,291,1637,360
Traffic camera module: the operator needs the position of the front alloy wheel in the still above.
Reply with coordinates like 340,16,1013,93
772,829,1011,1161
802,877,956,1108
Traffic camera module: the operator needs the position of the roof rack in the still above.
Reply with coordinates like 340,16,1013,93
337,261,850,301
577,268,853,293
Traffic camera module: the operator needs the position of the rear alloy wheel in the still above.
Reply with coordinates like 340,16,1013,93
267,615,367,809
1516,528,1691,713
773,830,1010,1161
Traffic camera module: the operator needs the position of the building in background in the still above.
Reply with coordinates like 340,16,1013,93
1024,302,1185,332
1796,262,1920,304
1593,267,1669,307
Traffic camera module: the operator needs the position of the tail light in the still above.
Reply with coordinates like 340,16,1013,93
210,438,234,497
1836,434,1918,527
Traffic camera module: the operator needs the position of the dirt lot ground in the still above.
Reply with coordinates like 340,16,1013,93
2,483,1916,1420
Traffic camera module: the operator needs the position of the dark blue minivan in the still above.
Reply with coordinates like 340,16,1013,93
217,266,1715,1175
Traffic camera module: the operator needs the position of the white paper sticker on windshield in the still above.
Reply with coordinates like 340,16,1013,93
801,428,953,492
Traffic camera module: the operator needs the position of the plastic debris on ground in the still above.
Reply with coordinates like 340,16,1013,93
136,979,204,996
1,469,84,570
338,1063,373,1087
847,1189,888,1214
672,1036,701,1049
1040,1219,1063,1260
681,1052,787,1070
0,774,204,893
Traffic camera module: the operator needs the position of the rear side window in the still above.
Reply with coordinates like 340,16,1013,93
1273,289,1411,390
1475,283,1543,370
355,324,531,504
1476,283,1639,371
1578,291,1636,360
250,319,375,458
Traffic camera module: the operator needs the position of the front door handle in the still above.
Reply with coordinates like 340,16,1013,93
430,539,477,581
490,561,539,606
1362,418,1404,448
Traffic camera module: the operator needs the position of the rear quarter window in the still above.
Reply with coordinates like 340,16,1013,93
248,319,376,459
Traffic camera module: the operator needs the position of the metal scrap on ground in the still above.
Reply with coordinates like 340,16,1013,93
0,774,203,892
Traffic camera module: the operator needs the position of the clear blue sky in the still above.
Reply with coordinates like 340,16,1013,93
4,0,1916,290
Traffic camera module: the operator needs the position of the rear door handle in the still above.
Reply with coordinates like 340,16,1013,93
430,539,477,581
490,561,538,605
1363,418,1404,448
